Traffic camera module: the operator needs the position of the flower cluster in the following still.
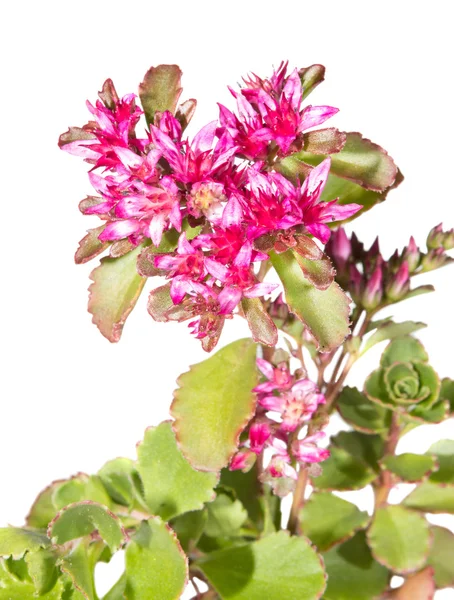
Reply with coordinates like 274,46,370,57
325,225,454,312
61,63,361,350
230,358,329,496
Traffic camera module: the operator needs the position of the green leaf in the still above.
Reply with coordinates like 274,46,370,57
138,64,182,126
428,526,454,589
440,378,454,413
361,321,426,355
380,337,429,367
169,510,207,553
52,475,112,511
48,502,125,552
220,464,265,528
322,532,389,600
25,548,59,595
403,481,454,513
0,563,64,600
241,298,277,346
312,445,377,491
297,132,398,192
124,518,188,600
27,481,63,529
270,250,350,352
381,453,437,482
0,528,50,559
333,431,384,471
427,439,454,483
337,386,392,434
88,243,147,342
171,339,258,472
136,422,218,521
197,531,326,600
204,493,248,539
59,542,95,600
75,226,109,265
98,458,142,509
367,506,431,573
299,64,325,100
300,492,369,551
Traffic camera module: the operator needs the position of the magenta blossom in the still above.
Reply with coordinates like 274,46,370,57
292,432,330,463
220,62,339,157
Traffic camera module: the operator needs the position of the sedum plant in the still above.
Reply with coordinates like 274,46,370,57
1,62,454,600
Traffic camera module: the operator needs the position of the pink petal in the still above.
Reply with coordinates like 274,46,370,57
301,157,331,200
244,282,279,298
221,196,243,229
192,121,217,154
99,219,141,241
256,358,275,380
259,394,285,413
234,240,253,268
299,105,339,131
205,258,229,282
146,214,166,246
218,286,242,314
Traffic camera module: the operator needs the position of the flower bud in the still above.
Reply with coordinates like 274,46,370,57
249,422,272,454
229,449,256,472
402,236,420,272
325,228,351,276
349,263,363,303
362,264,383,310
386,261,410,301
421,248,454,272
427,223,454,251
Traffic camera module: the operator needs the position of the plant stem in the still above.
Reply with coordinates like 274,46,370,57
374,412,401,508
287,467,308,535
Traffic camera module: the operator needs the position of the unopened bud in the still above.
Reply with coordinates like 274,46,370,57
427,223,454,251
403,236,421,272
349,264,363,303
386,261,410,301
325,228,351,276
362,265,383,310
421,248,454,272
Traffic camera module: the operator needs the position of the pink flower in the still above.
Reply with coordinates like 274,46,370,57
292,432,330,464
229,449,256,472
249,422,272,454
150,117,238,186
259,379,325,432
221,62,339,157
253,358,294,394
242,159,360,244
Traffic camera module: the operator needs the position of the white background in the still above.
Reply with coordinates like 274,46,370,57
1,1,453,597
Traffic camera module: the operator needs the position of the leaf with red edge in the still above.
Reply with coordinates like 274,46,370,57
48,501,126,552
176,99,197,131
139,65,183,126
241,298,278,346
58,126,95,148
271,250,351,352
88,243,147,342
297,255,336,291
384,567,435,599
75,225,109,265
124,518,188,600
298,132,398,192
299,64,326,100
302,128,347,155
171,339,258,472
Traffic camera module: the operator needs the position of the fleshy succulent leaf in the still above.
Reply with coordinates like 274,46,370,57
337,386,392,434
88,243,147,342
136,422,218,520
48,502,125,552
75,226,109,265
367,505,431,574
322,532,389,600
139,65,183,126
124,518,188,600
270,250,350,352
427,439,454,484
361,321,427,355
384,568,435,599
299,64,326,99
0,528,50,560
300,492,370,551
427,526,454,589
171,339,258,472
381,453,437,482
197,530,326,600
403,481,454,513
241,297,278,346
